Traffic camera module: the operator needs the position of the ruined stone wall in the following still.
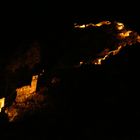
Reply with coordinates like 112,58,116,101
15,75,38,102
30,75,38,93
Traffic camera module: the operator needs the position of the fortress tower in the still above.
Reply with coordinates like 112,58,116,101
30,75,38,93
16,75,38,95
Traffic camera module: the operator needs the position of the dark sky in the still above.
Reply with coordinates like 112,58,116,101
2,14,140,39
1,2,140,53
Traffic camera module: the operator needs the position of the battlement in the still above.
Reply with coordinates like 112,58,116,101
30,75,38,93
16,75,38,102
16,75,38,94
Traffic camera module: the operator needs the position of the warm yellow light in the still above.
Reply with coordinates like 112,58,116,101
95,21,111,27
96,59,102,65
80,61,84,65
92,45,122,65
0,97,5,112
74,24,86,28
95,23,103,27
86,23,95,27
74,20,140,65
74,21,111,29
119,31,132,38
16,75,38,96
116,22,124,30
137,36,140,43
112,45,122,55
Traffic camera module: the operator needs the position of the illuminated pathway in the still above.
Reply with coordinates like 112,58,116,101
75,21,140,65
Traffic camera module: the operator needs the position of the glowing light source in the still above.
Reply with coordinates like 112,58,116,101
0,97,5,112
74,21,111,29
116,22,124,30
95,21,111,27
74,20,140,65
118,31,132,38
74,23,86,28
137,36,140,43
80,61,84,65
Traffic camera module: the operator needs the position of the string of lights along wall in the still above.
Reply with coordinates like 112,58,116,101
74,20,140,65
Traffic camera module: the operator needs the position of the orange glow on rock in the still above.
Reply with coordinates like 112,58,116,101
75,21,140,65
0,97,5,112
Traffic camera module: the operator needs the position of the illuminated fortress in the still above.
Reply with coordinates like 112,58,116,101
16,75,38,94
4,75,40,121
15,75,38,102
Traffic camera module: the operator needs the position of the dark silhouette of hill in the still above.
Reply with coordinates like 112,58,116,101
1,44,138,140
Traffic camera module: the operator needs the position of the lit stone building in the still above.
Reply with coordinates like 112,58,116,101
16,75,38,102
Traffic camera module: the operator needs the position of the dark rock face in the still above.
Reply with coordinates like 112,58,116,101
0,55,131,139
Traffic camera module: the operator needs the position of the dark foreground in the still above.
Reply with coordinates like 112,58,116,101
0,47,139,140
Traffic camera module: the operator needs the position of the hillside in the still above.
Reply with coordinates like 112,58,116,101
0,19,139,140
